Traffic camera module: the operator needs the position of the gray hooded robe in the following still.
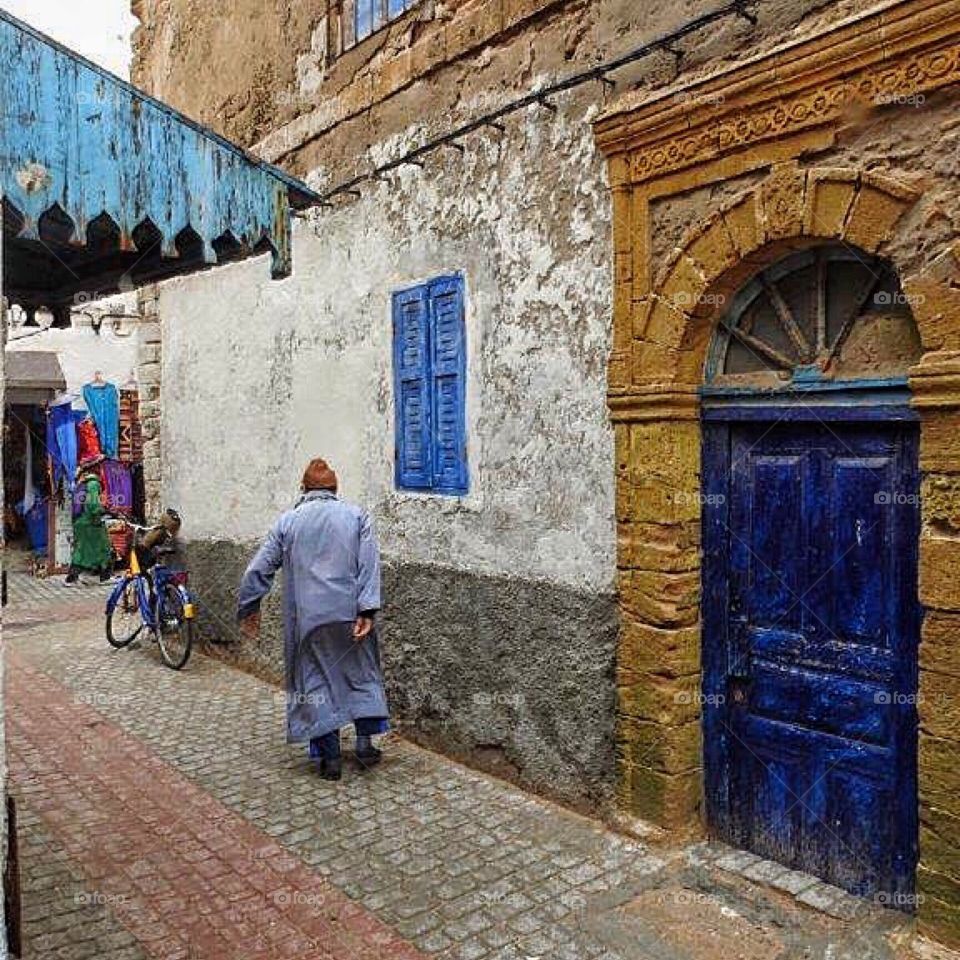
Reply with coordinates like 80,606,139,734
237,489,387,742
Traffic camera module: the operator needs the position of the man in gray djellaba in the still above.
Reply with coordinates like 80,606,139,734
237,458,387,781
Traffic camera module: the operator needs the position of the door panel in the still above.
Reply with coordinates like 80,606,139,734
704,418,919,902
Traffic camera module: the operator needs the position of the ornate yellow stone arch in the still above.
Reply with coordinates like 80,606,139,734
596,0,960,944
635,165,924,385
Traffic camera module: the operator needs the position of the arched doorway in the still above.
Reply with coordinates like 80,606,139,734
701,245,924,903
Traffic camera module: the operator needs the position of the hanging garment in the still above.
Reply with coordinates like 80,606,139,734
76,417,103,464
118,389,143,463
19,421,35,516
101,460,133,516
47,399,78,492
70,473,112,572
24,498,48,555
82,381,120,458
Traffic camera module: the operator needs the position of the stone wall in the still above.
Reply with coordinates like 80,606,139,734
134,287,162,518
596,0,960,941
130,0,917,810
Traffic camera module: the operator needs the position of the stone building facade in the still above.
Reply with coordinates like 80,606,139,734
131,0,960,944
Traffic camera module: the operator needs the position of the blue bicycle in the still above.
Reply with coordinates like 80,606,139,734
105,513,195,670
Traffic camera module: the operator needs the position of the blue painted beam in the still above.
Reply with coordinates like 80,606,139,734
0,8,319,288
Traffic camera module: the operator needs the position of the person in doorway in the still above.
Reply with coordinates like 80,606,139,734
65,461,114,585
237,459,387,781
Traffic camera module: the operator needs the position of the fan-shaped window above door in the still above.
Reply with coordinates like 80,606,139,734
705,246,922,389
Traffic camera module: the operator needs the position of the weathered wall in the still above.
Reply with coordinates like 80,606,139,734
6,301,143,399
155,90,619,807
596,0,960,939
133,0,922,818
130,0,327,146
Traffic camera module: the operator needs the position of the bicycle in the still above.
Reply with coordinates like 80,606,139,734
104,513,195,670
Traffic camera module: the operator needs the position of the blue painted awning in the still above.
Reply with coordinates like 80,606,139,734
0,9,318,322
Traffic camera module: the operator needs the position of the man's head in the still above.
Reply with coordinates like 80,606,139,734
302,458,338,493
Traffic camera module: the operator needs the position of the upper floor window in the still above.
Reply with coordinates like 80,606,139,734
393,275,469,496
350,0,416,47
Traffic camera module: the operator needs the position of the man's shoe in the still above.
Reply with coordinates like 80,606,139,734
355,746,382,771
318,757,342,781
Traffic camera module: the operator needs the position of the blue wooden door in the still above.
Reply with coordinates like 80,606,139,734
703,416,920,902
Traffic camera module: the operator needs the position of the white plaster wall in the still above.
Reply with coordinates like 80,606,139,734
7,299,143,404
159,96,616,593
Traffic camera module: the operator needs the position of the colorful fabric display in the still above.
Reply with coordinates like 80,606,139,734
47,399,78,492
101,459,133,516
82,380,120,458
76,417,103,464
118,389,143,463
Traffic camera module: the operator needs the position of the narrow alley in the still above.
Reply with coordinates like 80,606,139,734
5,572,918,960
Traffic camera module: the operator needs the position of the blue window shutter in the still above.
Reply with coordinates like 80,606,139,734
428,276,468,494
393,287,432,490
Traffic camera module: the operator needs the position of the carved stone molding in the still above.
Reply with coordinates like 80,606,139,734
608,384,700,423
911,352,960,409
596,0,960,184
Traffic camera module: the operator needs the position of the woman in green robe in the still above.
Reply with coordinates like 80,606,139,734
65,465,114,585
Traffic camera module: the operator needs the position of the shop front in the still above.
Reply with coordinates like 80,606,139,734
2,356,145,580
3,352,66,572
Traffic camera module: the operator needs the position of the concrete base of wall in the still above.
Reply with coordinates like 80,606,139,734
183,541,619,814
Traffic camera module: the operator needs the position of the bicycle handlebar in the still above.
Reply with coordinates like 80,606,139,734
102,517,164,533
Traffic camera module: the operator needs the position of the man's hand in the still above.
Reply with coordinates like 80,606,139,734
353,616,374,642
239,611,261,641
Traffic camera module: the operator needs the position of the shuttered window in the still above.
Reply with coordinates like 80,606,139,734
393,276,468,495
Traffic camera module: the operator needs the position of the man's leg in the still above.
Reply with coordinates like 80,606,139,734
309,730,343,780
354,718,384,769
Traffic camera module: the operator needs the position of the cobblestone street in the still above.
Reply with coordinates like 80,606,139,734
4,572,926,960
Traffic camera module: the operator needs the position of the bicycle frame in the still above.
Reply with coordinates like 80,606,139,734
105,533,195,630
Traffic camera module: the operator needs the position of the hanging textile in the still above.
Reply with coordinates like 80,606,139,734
19,420,35,515
24,498,48,554
101,460,133,516
76,417,103,464
82,380,120,458
118,389,143,463
47,399,78,492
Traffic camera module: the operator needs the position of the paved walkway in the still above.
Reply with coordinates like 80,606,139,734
3,570,926,960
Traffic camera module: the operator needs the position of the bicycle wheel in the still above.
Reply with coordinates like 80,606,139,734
106,578,145,648
156,583,193,670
